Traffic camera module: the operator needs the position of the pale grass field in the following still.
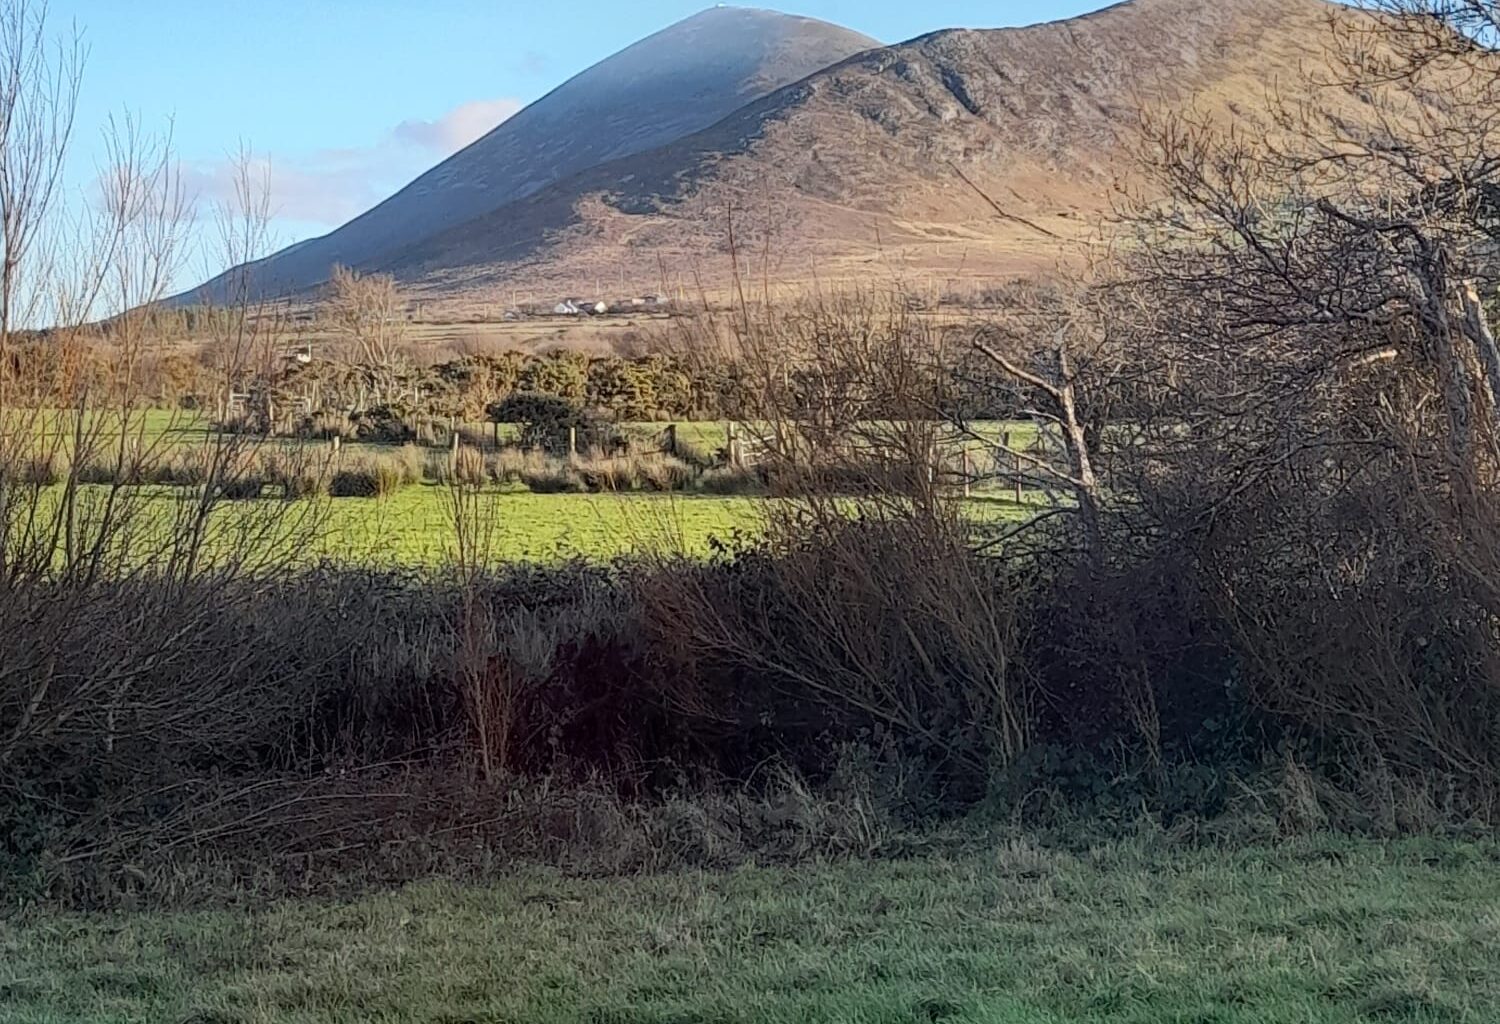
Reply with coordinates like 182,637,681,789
4,834,1498,1023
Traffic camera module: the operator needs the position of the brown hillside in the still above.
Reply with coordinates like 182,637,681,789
387,0,1364,309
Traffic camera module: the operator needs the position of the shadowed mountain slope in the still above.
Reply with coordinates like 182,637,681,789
185,6,879,301
381,0,1365,304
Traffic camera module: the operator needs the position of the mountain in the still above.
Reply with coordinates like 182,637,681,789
373,0,1360,305
188,7,879,301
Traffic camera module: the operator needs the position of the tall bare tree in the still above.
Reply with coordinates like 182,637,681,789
322,263,408,407
0,0,80,410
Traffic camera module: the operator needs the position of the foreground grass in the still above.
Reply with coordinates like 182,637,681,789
4,836,1498,1023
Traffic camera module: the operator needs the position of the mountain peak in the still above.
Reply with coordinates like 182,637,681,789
182,0,1351,308
383,0,1370,303
184,5,877,302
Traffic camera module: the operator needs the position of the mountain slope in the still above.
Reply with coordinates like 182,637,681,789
189,7,879,300
383,0,1363,302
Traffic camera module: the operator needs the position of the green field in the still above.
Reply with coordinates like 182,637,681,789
5,835,1497,1023
126,486,1035,564
310,488,766,563
11,412,1049,565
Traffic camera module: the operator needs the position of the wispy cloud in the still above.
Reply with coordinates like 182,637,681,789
393,98,524,153
517,50,550,77
181,96,524,232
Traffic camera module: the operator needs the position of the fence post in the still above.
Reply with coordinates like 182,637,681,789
962,448,972,499
1003,431,1023,505
450,429,460,468
665,423,677,456
568,426,578,458
331,435,341,458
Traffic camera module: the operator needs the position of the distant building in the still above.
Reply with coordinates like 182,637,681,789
554,299,609,316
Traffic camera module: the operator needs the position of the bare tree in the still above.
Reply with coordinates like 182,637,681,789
968,286,1125,558
1117,2,1500,480
322,263,408,407
1076,0,1500,786
0,0,81,411
0,2,327,773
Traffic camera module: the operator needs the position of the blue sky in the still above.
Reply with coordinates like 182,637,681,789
47,1,1112,266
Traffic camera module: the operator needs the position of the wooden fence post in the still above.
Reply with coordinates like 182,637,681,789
727,421,741,468
568,426,578,458
1003,431,1023,505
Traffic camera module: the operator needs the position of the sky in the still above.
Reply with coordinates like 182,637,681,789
44,0,1114,277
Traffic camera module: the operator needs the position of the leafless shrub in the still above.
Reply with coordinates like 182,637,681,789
321,265,409,404
639,507,1031,782
1084,0,1500,798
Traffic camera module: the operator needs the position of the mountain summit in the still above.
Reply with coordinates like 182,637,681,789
193,7,879,300
380,0,1354,300
189,0,1362,307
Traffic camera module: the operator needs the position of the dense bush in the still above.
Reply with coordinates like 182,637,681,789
263,451,327,500
487,391,584,450
350,404,419,444
148,449,209,487
329,458,406,498
158,348,1019,442
7,490,1500,906
519,461,585,493
217,472,265,500
18,454,64,486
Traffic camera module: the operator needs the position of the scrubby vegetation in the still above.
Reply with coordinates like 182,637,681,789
6,8,1500,1023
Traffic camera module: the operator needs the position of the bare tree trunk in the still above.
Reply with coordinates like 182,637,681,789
1414,256,1480,475
1055,345,1104,556
975,327,1106,558
1460,280,1500,423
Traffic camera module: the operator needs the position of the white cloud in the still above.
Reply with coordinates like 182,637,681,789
393,98,524,154
182,96,524,231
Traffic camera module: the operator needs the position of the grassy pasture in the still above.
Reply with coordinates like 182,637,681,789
9,413,1048,564
308,488,766,563
58,485,1037,565
5,835,1497,1023
300,489,1038,564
